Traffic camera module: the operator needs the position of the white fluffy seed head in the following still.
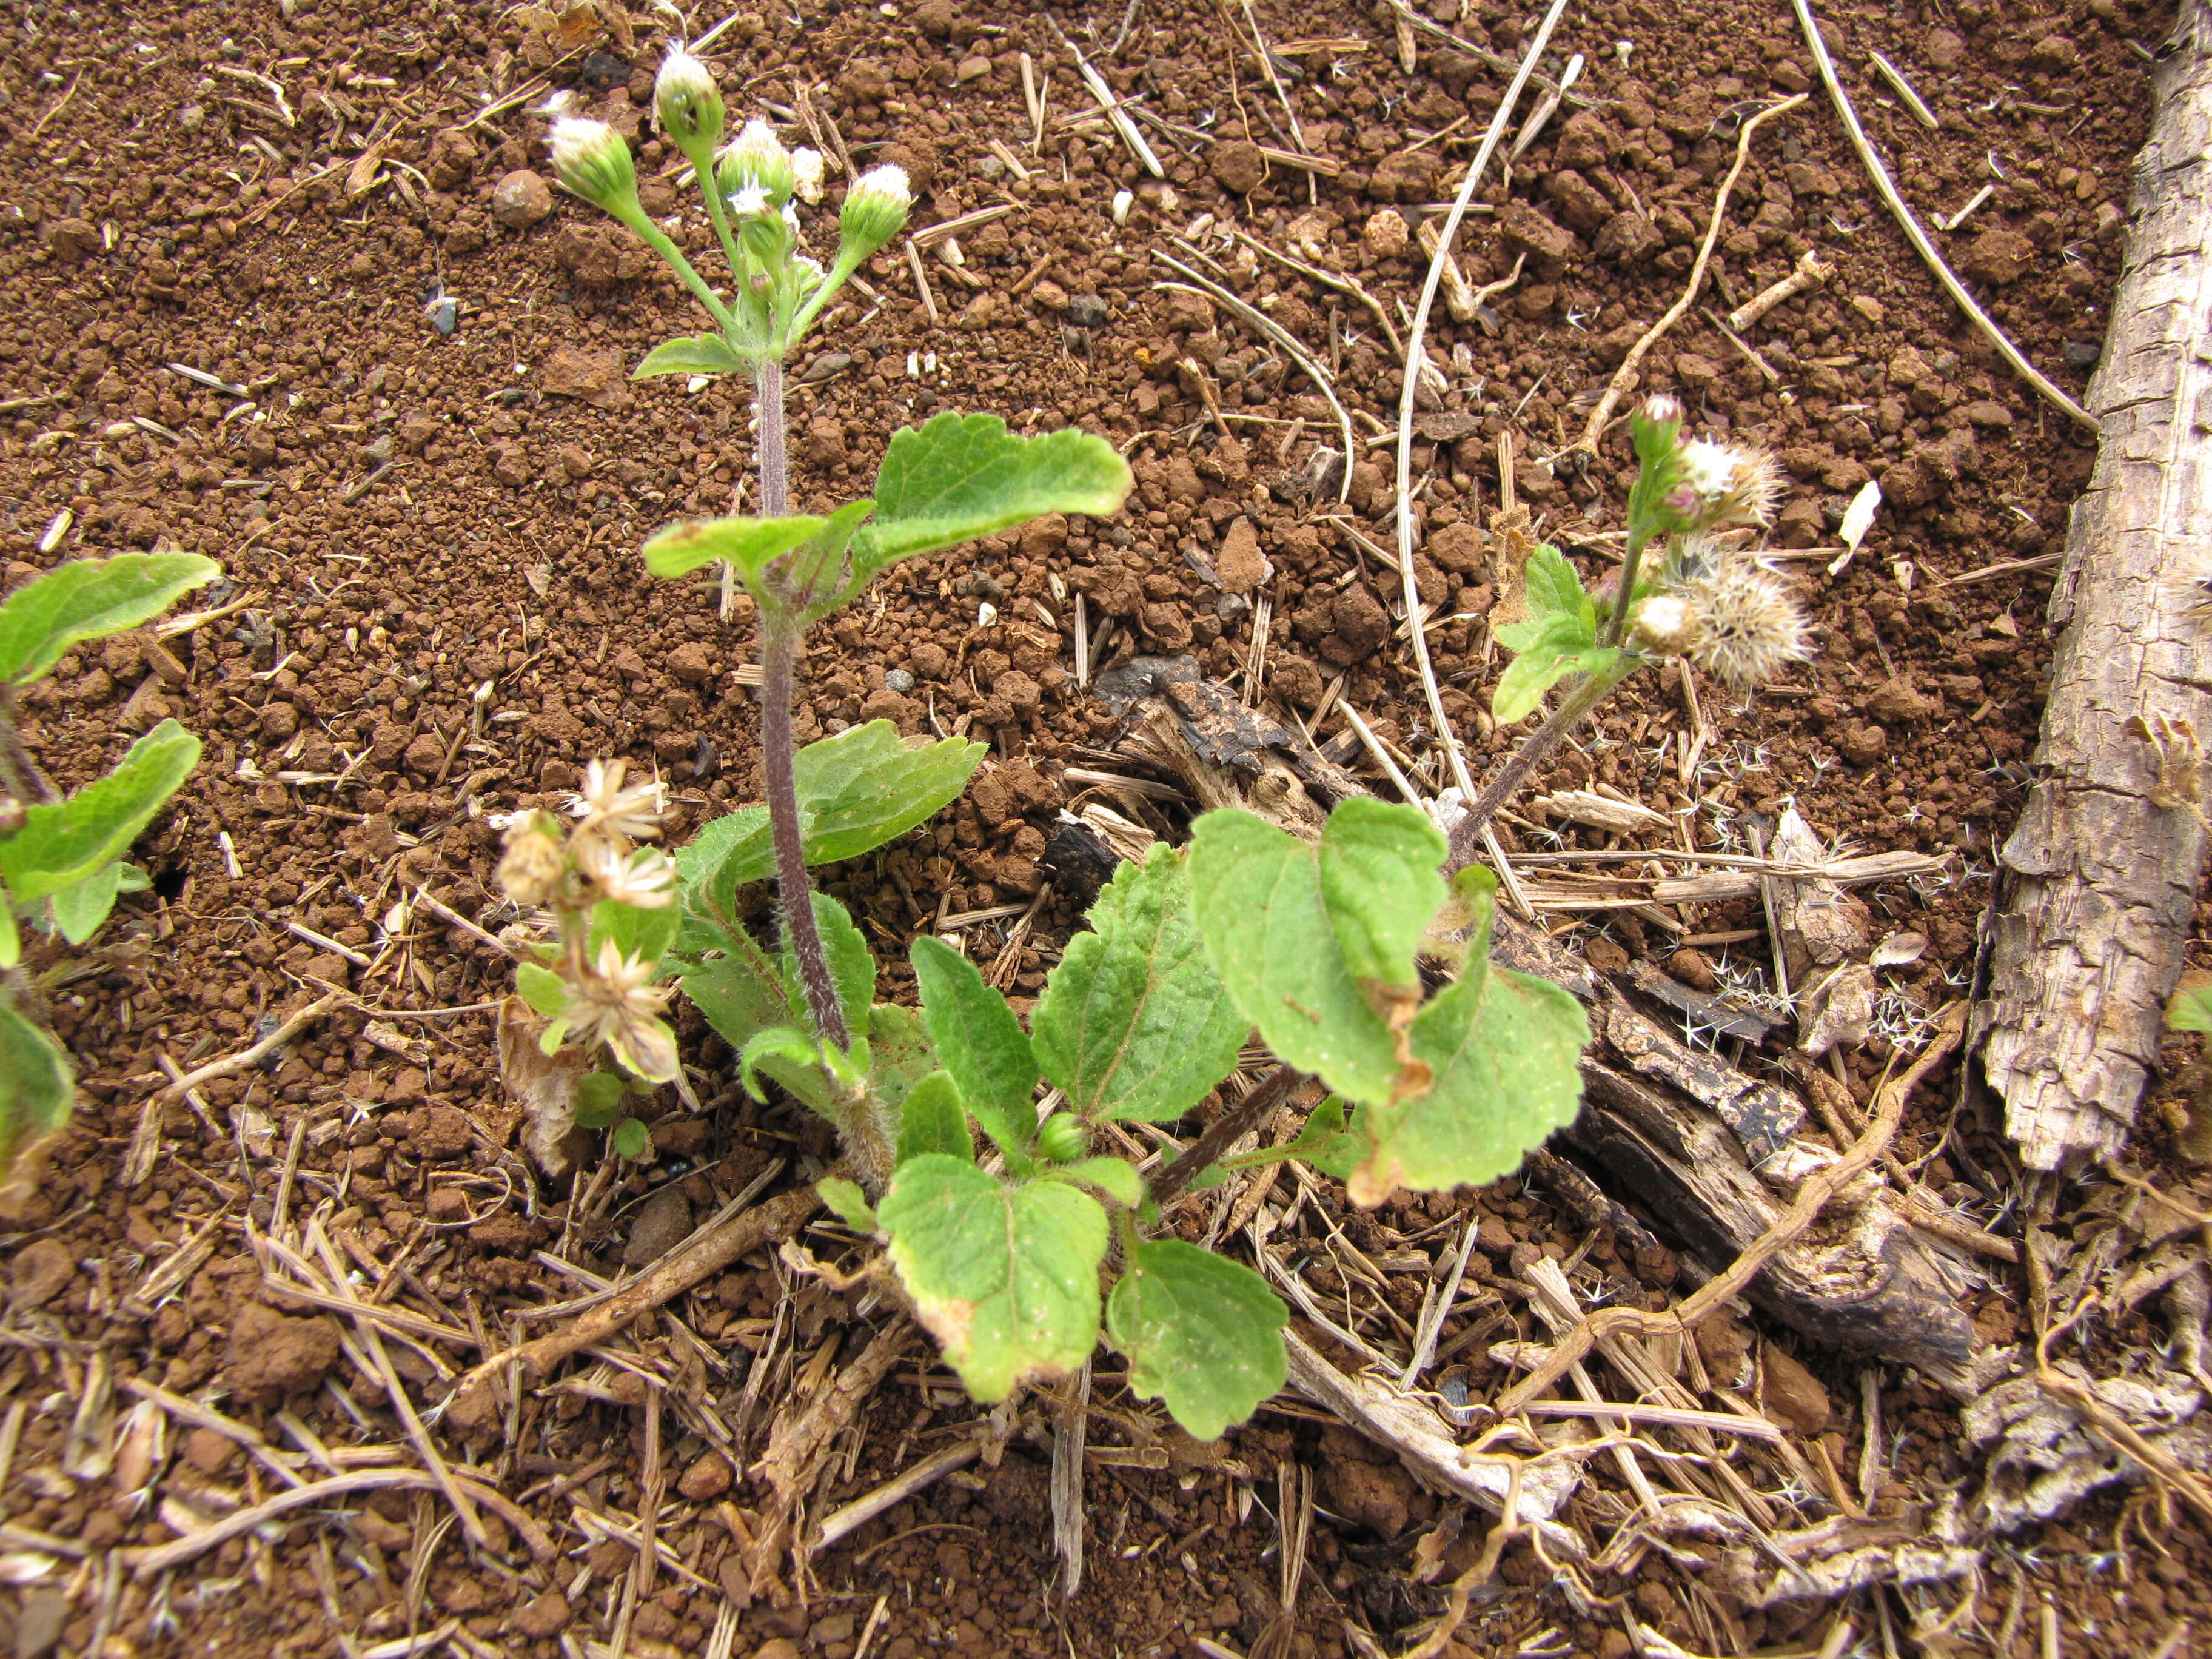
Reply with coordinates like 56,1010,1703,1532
1671,545,1814,689
1630,592,1700,657
1677,439,1783,528
791,146,825,203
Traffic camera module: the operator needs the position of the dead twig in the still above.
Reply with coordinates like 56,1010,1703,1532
1789,0,2094,430
152,992,343,1104
1574,94,1808,454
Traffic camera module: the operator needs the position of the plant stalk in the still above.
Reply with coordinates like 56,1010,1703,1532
749,358,848,1050
0,688,55,806
1145,1066,1307,1205
1445,655,1639,871
1598,524,1649,650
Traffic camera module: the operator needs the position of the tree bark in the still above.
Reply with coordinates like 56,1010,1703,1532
1976,0,2212,1172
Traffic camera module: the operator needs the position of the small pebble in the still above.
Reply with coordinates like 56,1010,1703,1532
492,168,555,230
2061,340,2102,369
885,667,916,692
423,295,458,335
1065,292,1110,329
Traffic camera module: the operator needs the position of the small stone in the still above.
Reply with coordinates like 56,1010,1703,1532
1959,228,2037,287
1924,27,1965,67
493,169,555,229
677,1450,734,1500
885,667,916,693
1962,400,2014,428
668,641,715,683
753,1643,803,1659
8,1238,76,1312
224,1302,341,1403
183,1427,239,1475
15,1590,69,1659
2028,34,2080,73
540,344,626,407
1837,723,1888,766
1594,210,1663,264
1208,139,1267,195
1065,292,1110,330
403,732,446,776
624,1185,692,1269
411,1105,473,1159
426,1188,471,1222
1761,1346,1833,1434
1667,948,1718,992
1216,517,1268,594
513,1592,573,1639
1032,278,1068,312
1495,200,1577,263
1364,151,1436,204
44,218,99,262
2062,340,2102,369
1866,677,1936,724
1362,209,1410,259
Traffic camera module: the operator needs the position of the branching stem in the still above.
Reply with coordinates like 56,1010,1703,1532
1445,655,1640,871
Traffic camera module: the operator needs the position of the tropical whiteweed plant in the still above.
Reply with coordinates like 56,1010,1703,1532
0,552,216,1202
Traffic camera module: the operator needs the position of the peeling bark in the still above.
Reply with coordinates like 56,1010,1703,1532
1977,1,2212,1171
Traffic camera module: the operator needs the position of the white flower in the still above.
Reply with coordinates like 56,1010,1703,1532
717,116,795,205
730,184,771,219
1667,540,1814,689
791,146,825,204
578,839,675,909
1675,439,1783,528
839,163,910,257
547,116,637,210
563,758,663,842
654,47,724,153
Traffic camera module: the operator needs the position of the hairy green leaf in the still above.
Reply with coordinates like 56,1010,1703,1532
611,1118,652,1160
1188,808,1426,1108
817,1175,880,1233
879,1155,1107,1402
896,1070,975,1165
0,554,219,686
590,897,678,970
516,961,569,1020
910,934,1037,1164
1037,1156,1143,1207
1490,628,1621,726
0,995,73,1191
851,413,1133,576
632,332,746,379
868,1004,939,1118
2170,978,2212,1034
0,896,18,971
1107,1239,1286,1439
739,1026,825,1102
1317,798,1447,991
641,503,870,581
1517,543,1595,638
1348,951,1588,1207
1031,845,1248,1123
678,724,985,909
0,720,201,900
45,860,126,946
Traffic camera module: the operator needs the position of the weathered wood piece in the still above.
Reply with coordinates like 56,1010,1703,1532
1977,2,2212,1172
1106,659,1982,1391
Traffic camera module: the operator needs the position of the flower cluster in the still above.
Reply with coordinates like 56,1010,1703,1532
538,47,911,368
496,760,680,1081
1621,396,1812,691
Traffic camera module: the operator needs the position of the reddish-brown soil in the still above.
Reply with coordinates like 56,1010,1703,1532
2,0,2204,1655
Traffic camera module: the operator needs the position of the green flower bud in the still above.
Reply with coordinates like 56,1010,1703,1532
717,118,795,207
1035,1113,1087,1164
654,49,725,158
839,164,911,260
548,117,640,216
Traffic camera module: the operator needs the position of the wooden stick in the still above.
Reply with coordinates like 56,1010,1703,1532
152,992,342,1103
1790,0,2094,430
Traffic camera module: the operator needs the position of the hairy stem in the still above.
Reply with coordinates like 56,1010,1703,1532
626,213,736,336
1598,524,1649,650
756,361,789,516
1146,1066,1307,1205
0,688,54,806
1445,657,1638,871
760,617,849,1051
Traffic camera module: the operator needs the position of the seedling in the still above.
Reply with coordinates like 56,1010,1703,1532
509,59,1815,1442
0,552,217,1205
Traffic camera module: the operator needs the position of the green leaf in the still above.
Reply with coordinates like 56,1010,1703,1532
2170,978,2212,1034
817,1175,880,1232
1188,808,1425,1109
517,961,571,1021
0,554,220,686
611,1117,653,1161
45,860,126,946
0,720,201,900
868,1003,939,1118
590,897,678,970
1106,1239,1287,1440
1347,953,1588,1207
851,413,1134,578
1286,1095,1366,1179
1031,844,1249,1124
677,725,985,908
0,894,17,970
910,934,1037,1164
575,1071,628,1129
1038,1156,1143,1207
896,1070,975,1165
879,1154,1108,1402
1492,629,1621,726
641,506,867,581
1317,798,1447,991
0,996,72,1192
739,1025,825,1102
633,332,746,379
794,890,875,1041
1517,543,1595,640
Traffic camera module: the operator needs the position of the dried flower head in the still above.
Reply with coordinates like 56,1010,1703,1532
1641,392,1684,426
654,47,725,156
566,937,679,1081
1629,592,1700,657
577,838,676,909
496,814,568,907
547,117,638,213
791,146,826,204
1666,538,1814,689
839,164,910,260
564,759,662,844
1675,438,1784,528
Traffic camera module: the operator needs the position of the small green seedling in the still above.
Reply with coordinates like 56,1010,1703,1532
0,551,217,1205
500,54,1822,1441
